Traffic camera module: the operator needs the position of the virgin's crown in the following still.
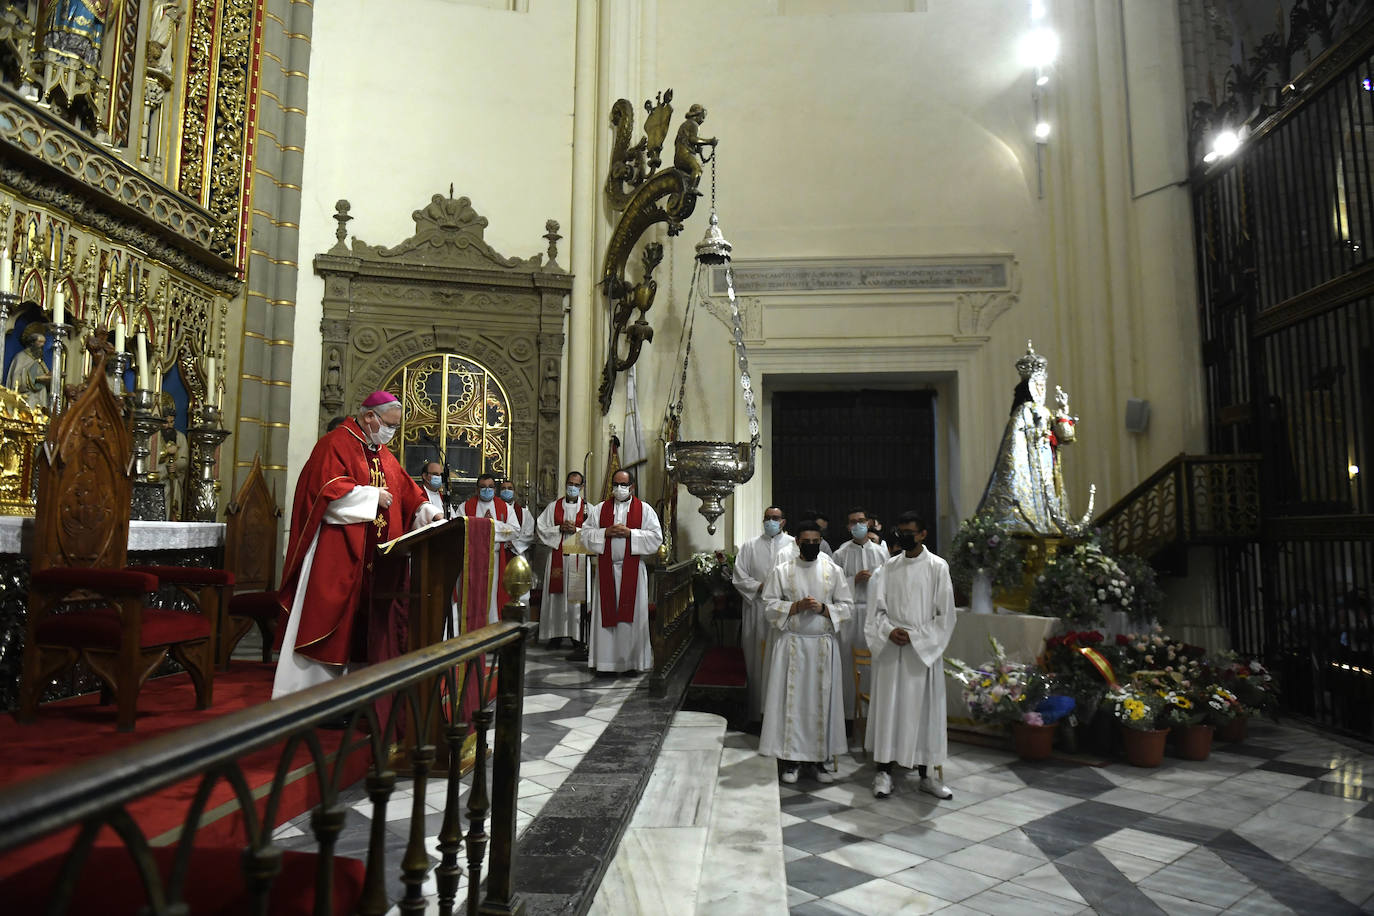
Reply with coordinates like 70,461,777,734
1015,340,1049,380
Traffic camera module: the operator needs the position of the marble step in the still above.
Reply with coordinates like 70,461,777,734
588,711,788,915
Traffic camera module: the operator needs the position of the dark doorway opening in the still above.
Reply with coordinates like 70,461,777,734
770,389,938,549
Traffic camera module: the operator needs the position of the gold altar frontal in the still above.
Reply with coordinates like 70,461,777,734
0,384,44,516
994,534,1074,612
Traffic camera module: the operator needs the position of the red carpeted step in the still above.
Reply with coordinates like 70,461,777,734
692,646,747,688
1,843,365,916
0,663,372,881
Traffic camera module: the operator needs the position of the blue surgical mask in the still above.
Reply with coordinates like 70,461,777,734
763,519,782,537
479,487,495,502
500,488,515,502
566,484,581,500
427,475,443,489
850,522,868,541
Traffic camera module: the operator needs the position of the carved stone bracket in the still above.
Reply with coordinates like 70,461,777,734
956,260,1022,338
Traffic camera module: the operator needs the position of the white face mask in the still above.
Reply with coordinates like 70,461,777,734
371,419,398,446
612,484,631,502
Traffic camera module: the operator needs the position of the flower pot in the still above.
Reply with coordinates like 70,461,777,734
1217,716,1247,743
1013,722,1056,760
1119,726,1169,767
971,572,994,614
1173,724,1214,761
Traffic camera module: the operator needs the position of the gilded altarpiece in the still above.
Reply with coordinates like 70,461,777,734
315,194,572,504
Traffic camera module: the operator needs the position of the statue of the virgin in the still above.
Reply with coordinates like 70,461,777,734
976,341,1092,536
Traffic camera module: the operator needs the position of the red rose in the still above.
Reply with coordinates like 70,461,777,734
1116,634,1131,645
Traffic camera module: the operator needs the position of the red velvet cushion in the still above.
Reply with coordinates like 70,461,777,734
229,590,285,621
37,608,211,649
31,567,159,594
129,565,236,587
0,844,365,916
692,646,747,688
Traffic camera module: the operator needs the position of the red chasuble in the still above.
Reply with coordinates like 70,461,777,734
278,417,427,665
548,498,586,594
598,497,644,627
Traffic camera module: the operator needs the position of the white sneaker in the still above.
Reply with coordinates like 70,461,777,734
873,771,893,798
781,766,800,784
919,776,953,799
814,766,834,784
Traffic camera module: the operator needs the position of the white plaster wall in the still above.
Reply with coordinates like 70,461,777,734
284,0,1206,568
287,0,576,521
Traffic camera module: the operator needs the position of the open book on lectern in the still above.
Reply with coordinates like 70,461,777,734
377,515,465,556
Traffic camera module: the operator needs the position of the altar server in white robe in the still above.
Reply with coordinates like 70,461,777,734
865,511,957,800
420,460,457,518
732,506,797,721
759,522,853,784
535,470,589,646
498,477,536,558
580,469,663,673
831,506,890,724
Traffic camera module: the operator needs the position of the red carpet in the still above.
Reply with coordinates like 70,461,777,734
0,664,373,881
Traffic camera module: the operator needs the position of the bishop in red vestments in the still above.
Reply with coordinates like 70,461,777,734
272,391,443,698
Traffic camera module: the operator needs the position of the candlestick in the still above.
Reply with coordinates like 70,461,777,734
52,285,64,325
114,317,125,351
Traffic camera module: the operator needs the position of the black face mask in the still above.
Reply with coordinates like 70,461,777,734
897,531,920,551
798,542,822,561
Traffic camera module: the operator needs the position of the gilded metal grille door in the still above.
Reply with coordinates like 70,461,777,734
384,354,512,479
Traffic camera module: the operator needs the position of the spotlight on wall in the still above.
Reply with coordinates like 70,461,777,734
1022,27,1059,68
1030,0,1047,20
1035,121,1052,142
1350,464,1361,479
1211,129,1241,158
1036,65,1052,87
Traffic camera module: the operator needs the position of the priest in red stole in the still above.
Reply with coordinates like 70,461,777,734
460,472,525,624
579,469,663,674
272,391,443,698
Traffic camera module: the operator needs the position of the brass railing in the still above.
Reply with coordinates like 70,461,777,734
0,619,534,916
649,559,698,698
1096,453,1262,559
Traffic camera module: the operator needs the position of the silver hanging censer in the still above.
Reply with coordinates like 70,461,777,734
664,207,761,535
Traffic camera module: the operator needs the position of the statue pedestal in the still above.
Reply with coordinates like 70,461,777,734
995,535,1074,612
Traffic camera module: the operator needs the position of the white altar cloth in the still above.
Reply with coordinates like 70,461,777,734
0,517,226,555
944,608,1060,723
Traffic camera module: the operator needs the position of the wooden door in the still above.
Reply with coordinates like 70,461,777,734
770,389,938,548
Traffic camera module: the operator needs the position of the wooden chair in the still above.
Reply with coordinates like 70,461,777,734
18,357,215,732
853,645,872,757
216,455,283,666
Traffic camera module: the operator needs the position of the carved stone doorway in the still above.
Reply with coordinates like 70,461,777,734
313,193,573,505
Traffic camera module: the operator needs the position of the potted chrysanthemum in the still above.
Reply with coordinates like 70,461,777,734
1109,684,1168,767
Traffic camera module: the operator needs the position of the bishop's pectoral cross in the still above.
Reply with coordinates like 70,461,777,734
370,459,388,532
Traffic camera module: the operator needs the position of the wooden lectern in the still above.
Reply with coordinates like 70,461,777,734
377,515,479,772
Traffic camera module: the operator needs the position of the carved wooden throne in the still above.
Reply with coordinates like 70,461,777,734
219,454,284,666
18,356,215,731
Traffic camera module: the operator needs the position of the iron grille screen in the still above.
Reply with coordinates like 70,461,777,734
384,353,512,479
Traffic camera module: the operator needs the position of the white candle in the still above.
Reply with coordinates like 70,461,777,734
205,356,216,400
52,285,64,325
114,317,125,351
136,331,148,390
0,246,11,294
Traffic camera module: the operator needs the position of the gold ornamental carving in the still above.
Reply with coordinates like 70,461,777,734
0,383,45,516
598,90,712,414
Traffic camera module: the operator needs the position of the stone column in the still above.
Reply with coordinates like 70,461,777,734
231,0,313,519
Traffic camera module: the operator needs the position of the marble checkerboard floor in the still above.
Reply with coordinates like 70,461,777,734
268,641,1374,914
